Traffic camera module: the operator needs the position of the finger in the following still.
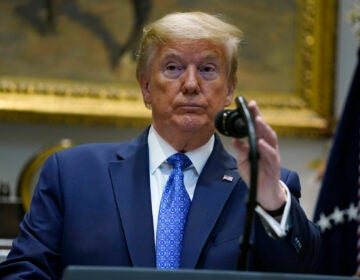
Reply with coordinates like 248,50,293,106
232,138,249,162
255,116,278,149
232,138,250,185
247,100,277,148
248,100,278,148
247,100,261,119
258,138,280,172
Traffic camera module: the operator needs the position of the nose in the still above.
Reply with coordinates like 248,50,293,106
182,65,200,94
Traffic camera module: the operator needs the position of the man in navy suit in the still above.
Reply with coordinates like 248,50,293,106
0,12,322,279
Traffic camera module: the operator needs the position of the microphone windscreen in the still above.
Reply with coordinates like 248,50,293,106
215,109,247,138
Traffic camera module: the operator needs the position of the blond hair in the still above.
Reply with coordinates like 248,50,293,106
136,11,242,85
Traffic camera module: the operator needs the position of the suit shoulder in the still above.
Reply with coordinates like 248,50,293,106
54,142,123,163
280,167,301,198
61,142,120,153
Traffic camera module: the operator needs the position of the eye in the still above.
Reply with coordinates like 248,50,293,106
201,65,215,72
166,64,178,71
199,64,218,79
163,62,183,78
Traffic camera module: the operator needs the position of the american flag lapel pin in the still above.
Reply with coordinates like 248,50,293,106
222,174,234,182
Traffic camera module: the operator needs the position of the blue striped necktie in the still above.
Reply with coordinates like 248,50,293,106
156,153,192,269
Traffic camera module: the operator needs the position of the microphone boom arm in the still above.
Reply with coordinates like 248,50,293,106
235,97,259,271
215,96,259,271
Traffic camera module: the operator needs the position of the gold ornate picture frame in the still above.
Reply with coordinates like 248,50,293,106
0,0,337,137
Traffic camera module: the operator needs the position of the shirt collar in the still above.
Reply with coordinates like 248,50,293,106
148,125,214,175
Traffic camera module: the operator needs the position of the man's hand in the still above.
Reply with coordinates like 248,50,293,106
232,100,286,211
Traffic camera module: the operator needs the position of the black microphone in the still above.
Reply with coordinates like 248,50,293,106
214,96,249,138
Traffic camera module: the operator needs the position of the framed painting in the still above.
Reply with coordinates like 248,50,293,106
0,0,337,136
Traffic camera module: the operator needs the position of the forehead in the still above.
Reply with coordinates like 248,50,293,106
156,39,227,62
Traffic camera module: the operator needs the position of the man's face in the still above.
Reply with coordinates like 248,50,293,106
140,39,234,137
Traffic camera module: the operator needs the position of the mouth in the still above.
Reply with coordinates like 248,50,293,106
177,104,204,113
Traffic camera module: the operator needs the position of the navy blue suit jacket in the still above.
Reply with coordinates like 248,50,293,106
0,129,322,279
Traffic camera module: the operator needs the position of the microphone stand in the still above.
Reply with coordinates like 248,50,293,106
234,97,259,271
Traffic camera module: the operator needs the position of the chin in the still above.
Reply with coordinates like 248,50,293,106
171,114,210,131
179,119,210,132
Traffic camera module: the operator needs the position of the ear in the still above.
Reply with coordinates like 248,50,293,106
139,73,151,105
224,81,235,107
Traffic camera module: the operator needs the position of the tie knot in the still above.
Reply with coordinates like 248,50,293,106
167,153,192,171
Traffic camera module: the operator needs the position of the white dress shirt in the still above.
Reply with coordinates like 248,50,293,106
147,126,291,240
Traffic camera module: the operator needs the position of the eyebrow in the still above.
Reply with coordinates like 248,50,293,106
160,51,182,61
160,48,222,62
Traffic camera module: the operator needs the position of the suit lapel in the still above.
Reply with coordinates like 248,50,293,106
109,130,156,267
108,131,241,268
181,136,240,268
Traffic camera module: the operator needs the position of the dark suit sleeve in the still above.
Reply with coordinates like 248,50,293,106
249,170,323,273
0,153,63,280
